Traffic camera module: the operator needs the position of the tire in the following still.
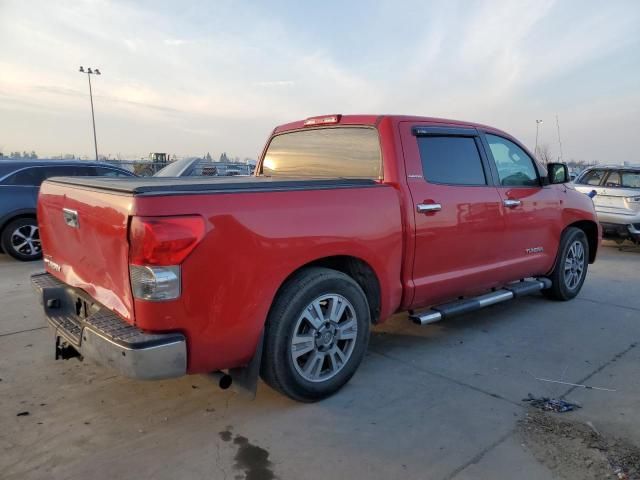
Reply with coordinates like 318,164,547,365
260,267,371,402
543,227,589,301
1,217,42,261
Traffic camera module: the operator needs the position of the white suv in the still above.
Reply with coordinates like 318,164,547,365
574,166,640,243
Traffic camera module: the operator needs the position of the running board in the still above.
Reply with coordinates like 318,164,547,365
410,279,552,326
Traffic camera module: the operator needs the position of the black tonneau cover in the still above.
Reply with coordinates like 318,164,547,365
45,176,378,196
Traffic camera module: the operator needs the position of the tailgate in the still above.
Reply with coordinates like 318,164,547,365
38,180,135,323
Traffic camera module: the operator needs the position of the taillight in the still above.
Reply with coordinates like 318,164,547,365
129,216,205,301
129,216,205,266
130,265,181,301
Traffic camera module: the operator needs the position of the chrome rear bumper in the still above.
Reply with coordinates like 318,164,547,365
31,272,187,380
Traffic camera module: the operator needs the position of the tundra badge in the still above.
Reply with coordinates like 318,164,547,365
43,256,62,272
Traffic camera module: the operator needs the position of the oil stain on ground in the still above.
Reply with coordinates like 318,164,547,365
219,430,275,480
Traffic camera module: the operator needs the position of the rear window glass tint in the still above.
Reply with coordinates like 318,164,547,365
262,127,381,179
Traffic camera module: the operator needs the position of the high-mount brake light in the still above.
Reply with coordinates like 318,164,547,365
303,115,341,127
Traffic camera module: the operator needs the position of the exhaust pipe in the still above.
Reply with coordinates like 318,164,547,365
208,371,233,390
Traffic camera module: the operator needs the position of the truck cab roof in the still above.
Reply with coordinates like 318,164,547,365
273,114,511,138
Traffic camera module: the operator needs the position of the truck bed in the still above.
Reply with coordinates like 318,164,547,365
47,176,378,196
37,175,403,372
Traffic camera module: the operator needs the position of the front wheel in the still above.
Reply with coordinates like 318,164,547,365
260,267,370,402
543,227,589,301
1,218,42,261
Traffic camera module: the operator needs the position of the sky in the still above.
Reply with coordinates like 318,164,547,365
0,0,639,162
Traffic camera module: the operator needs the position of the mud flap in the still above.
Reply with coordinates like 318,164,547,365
229,330,264,399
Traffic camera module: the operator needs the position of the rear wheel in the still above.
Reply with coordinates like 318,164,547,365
260,267,370,402
543,227,588,301
1,218,42,261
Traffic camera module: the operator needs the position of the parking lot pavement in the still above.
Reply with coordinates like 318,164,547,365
1,244,638,480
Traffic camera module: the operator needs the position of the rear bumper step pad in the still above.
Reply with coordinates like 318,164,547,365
31,271,187,380
410,279,551,326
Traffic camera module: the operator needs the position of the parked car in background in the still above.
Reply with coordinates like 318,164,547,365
574,165,640,243
0,160,135,261
154,158,252,177
154,157,205,177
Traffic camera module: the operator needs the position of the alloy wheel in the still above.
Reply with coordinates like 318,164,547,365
11,224,41,257
290,294,358,383
564,240,585,290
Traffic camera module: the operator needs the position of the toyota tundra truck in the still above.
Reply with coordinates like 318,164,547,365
31,114,601,402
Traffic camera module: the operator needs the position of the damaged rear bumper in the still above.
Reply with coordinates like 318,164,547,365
31,271,186,380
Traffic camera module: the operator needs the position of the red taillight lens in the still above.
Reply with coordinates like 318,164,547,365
129,216,205,266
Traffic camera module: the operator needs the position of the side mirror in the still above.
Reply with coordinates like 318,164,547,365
547,162,569,184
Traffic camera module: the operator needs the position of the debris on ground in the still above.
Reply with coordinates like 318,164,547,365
523,394,581,413
520,411,640,480
16,411,30,417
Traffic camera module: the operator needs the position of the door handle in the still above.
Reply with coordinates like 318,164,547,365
417,203,442,213
503,199,521,208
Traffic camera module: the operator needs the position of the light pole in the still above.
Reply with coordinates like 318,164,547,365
555,114,564,163
79,66,101,161
535,119,543,159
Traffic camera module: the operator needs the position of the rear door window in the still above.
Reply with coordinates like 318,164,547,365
39,165,98,180
3,167,46,186
621,171,640,188
604,171,621,187
416,136,487,185
95,167,133,177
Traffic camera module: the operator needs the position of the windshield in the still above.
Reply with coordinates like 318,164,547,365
260,127,382,179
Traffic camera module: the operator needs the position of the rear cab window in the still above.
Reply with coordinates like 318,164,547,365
260,127,382,179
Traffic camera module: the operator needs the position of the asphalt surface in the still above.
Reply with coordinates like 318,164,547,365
1,243,638,480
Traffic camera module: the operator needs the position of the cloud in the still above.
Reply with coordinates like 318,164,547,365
253,80,295,87
163,38,189,46
0,0,638,162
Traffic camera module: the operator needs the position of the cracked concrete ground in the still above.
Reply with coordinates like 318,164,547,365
0,243,638,480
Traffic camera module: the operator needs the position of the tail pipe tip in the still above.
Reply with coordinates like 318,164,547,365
208,371,233,390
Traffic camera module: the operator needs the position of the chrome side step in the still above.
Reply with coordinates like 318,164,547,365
410,279,551,326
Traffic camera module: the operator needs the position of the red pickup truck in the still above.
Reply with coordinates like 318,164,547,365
32,114,600,402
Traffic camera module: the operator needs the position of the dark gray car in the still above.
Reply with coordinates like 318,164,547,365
0,160,135,261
